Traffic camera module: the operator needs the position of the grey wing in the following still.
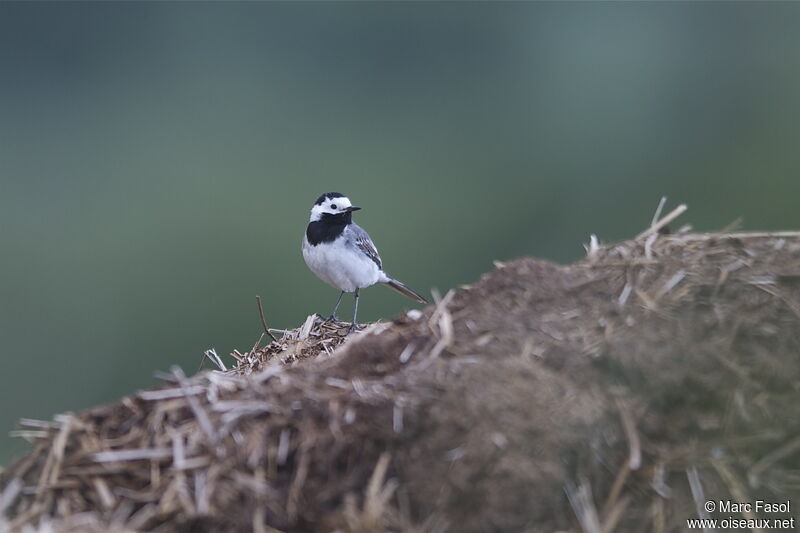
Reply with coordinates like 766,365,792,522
348,224,382,270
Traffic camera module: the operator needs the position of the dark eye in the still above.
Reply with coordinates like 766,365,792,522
331,204,338,210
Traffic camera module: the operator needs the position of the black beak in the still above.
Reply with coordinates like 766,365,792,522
346,206,362,212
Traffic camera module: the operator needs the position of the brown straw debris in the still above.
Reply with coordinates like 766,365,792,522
2,208,800,532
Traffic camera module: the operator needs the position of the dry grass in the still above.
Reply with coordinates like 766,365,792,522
2,206,800,532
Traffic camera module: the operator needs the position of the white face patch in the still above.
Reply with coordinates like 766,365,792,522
309,196,353,222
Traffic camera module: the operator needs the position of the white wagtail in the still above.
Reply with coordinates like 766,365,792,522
302,192,427,331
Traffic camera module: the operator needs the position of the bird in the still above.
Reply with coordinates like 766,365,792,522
302,192,427,331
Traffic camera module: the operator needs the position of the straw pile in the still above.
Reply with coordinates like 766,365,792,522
2,211,799,532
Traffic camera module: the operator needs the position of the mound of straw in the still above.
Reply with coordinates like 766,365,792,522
2,207,799,532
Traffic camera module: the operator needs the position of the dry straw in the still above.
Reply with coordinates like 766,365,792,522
2,203,799,532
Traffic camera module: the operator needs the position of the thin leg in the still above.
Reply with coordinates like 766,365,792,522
349,288,360,332
324,291,345,322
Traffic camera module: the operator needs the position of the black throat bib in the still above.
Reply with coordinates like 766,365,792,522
306,211,353,245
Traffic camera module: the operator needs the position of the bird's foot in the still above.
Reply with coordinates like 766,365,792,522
347,322,359,334
319,313,340,324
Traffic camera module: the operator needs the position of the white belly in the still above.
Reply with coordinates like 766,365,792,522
302,236,381,292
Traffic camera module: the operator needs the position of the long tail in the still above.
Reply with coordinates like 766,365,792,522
383,277,428,303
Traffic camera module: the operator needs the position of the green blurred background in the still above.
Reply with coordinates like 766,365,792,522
2,2,800,465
